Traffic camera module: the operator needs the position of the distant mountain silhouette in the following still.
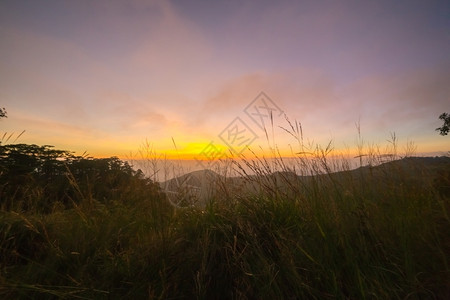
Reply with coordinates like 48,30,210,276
160,169,222,190
159,169,225,207
159,156,450,207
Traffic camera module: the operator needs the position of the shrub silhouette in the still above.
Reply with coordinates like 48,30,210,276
436,112,450,136
0,144,166,212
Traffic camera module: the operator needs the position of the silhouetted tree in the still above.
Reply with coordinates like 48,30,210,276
0,108,6,119
436,112,450,136
0,143,166,212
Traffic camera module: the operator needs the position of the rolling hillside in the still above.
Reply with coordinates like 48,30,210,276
160,156,450,207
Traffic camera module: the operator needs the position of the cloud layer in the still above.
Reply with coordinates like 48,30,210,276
1,0,449,157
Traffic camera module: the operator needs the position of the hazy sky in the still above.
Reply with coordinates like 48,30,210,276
1,0,449,159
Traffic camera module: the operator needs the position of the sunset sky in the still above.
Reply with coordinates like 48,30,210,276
1,0,449,160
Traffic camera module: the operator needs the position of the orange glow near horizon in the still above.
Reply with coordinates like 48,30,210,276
104,138,448,162
1,1,449,161
52,118,444,161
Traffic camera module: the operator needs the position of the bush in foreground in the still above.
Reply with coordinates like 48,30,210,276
0,143,449,299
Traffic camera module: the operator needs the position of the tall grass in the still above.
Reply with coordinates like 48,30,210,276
1,122,449,299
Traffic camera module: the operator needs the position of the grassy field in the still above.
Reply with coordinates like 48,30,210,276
0,143,449,299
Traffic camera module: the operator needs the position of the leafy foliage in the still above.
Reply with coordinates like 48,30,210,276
0,144,166,212
0,107,6,119
436,112,450,136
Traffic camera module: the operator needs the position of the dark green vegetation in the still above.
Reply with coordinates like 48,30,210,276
1,143,449,299
0,144,164,213
0,108,6,119
436,112,450,136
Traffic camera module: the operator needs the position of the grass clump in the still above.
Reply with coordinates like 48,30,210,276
0,139,449,299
